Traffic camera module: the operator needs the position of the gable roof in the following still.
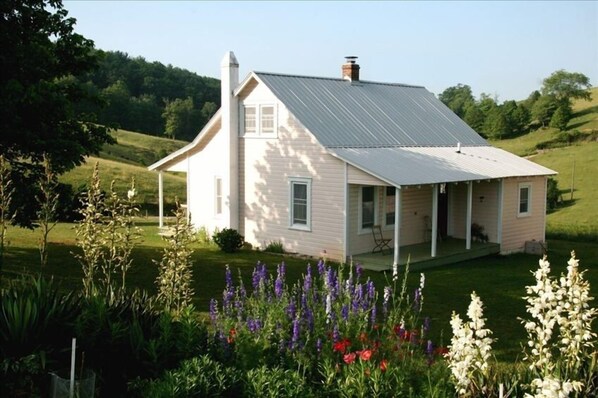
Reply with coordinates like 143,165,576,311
254,72,488,148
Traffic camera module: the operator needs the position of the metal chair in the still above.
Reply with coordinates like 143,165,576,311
372,225,392,254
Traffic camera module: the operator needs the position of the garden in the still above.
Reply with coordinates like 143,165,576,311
0,160,596,397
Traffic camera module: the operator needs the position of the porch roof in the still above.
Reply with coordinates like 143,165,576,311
328,145,556,186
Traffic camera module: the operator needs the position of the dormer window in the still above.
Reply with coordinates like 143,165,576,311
243,104,277,137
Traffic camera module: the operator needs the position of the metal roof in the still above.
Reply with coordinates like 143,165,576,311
329,146,556,186
255,72,488,148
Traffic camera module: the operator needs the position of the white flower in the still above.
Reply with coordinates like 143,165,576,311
127,188,137,200
392,262,398,281
419,273,425,290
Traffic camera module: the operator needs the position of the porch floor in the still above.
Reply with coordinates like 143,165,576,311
352,238,500,272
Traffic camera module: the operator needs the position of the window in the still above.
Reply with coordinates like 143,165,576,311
261,106,274,134
244,106,256,134
243,104,276,136
290,178,311,230
384,186,395,226
214,177,223,215
359,186,377,232
518,183,532,217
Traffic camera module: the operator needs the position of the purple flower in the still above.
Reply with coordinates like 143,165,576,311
303,265,312,292
209,298,218,324
352,284,363,314
286,301,296,320
225,265,233,289
274,276,283,299
367,280,375,300
247,317,262,333
341,304,349,321
300,292,307,309
291,317,300,350
356,263,363,279
316,338,322,353
423,317,431,335
317,259,326,275
304,308,314,332
370,305,376,325
332,323,340,342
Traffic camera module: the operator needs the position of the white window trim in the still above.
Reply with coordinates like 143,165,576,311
241,103,278,137
358,186,378,235
383,186,395,230
214,176,223,217
518,182,532,217
289,177,312,231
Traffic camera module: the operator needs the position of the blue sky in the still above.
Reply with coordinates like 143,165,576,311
64,1,597,101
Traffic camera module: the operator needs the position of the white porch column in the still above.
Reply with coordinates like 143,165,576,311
466,181,473,250
343,163,349,262
431,184,438,257
158,171,164,228
497,179,503,247
393,187,401,266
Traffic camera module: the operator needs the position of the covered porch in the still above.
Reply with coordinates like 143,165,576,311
353,238,500,272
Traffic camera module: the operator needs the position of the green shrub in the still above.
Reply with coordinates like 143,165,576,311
244,365,311,398
264,240,285,254
213,228,244,253
131,355,241,397
546,177,560,210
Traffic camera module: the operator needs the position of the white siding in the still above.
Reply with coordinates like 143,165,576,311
450,181,499,242
501,176,547,253
240,84,346,261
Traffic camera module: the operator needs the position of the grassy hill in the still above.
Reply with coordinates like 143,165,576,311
491,88,598,239
59,129,188,212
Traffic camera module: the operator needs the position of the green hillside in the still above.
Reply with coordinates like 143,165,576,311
492,88,598,238
60,128,188,212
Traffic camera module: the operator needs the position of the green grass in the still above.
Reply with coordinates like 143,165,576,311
2,221,596,362
59,156,186,210
100,129,188,167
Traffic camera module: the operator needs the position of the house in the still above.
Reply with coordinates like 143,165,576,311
149,52,555,270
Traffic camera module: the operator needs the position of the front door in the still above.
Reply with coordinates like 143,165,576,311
437,186,448,238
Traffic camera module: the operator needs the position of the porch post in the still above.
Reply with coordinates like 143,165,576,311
466,181,473,250
431,184,438,257
343,163,349,262
158,171,164,228
393,187,401,266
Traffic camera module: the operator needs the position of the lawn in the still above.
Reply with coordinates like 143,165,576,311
3,220,596,362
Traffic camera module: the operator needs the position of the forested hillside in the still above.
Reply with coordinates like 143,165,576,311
76,51,220,140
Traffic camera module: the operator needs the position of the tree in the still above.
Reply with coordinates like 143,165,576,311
531,95,558,127
542,70,592,105
438,84,475,118
463,103,486,133
549,105,572,131
162,97,196,140
483,107,508,139
0,0,114,225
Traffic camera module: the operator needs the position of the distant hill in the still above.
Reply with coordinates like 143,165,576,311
76,51,220,140
492,87,598,238
59,129,188,213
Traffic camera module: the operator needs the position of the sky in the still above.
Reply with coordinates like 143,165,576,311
64,1,598,101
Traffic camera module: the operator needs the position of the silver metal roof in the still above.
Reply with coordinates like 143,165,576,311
329,146,556,186
255,72,488,148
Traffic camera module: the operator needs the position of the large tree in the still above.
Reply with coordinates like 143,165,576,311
541,70,592,105
438,84,475,118
0,0,114,224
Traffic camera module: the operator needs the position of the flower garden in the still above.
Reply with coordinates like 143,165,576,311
0,163,596,397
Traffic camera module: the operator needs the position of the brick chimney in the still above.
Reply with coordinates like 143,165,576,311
342,56,360,81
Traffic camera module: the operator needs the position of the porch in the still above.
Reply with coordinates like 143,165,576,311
352,238,500,272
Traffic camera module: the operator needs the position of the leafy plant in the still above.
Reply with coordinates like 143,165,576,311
245,365,310,398
264,240,285,254
213,228,244,253
36,153,60,269
155,199,196,314
0,154,15,278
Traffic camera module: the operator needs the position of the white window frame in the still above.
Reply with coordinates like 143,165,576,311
358,186,378,234
214,176,223,216
242,103,277,137
289,177,311,231
384,186,395,229
518,182,532,217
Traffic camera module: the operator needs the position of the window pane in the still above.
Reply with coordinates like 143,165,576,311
519,187,529,213
215,178,222,214
385,186,395,225
245,107,256,133
362,186,375,229
292,183,308,225
261,106,274,133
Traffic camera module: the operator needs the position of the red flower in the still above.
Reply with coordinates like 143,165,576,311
434,346,449,357
379,359,388,373
227,328,236,344
359,332,368,342
333,338,351,353
343,352,356,364
358,349,373,361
